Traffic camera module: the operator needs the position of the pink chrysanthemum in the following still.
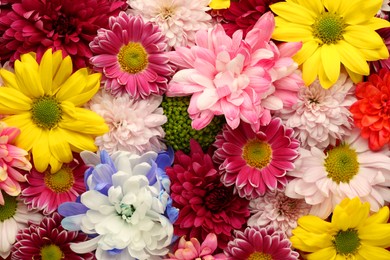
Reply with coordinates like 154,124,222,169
221,0,281,37
224,226,299,260
213,118,299,199
166,12,303,131
20,154,88,215
87,89,167,155
89,12,174,99
12,212,94,260
0,122,31,205
166,233,226,260
166,140,250,250
0,0,127,69
248,190,311,237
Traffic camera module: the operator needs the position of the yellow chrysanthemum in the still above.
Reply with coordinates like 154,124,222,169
270,0,390,88
209,0,230,9
0,49,108,173
291,197,390,259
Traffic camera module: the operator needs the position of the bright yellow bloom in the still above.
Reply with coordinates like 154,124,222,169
0,49,108,173
209,0,230,9
270,0,390,88
291,197,390,260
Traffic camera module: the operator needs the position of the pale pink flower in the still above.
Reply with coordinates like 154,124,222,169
166,233,226,260
87,90,167,155
128,0,213,49
248,190,311,237
278,72,356,150
286,129,390,219
0,122,31,205
166,12,303,132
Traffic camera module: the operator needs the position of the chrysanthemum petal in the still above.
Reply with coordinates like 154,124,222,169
344,26,386,50
39,49,53,94
53,55,73,90
320,44,340,86
0,69,19,90
306,246,336,260
59,108,108,135
0,88,31,113
32,130,49,173
49,129,73,164
272,18,313,42
302,48,321,86
365,17,390,31
14,60,44,98
270,2,316,25
56,68,88,102
336,41,369,75
357,244,390,259
66,73,101,106
343,0,383,25
294,40,319,65
61,130,98,153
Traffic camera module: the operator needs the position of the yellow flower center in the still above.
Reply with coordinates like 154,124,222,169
0,194,17,221
31,95,63,129
44,167,75,193
312,12,346,44
242,139,272,169
40,244,64,260
333,229,360,256
324,144,359,184
248,252,273,260
117,42,148,74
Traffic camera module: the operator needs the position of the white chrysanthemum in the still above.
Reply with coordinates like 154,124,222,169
286,130,390,219
88,90,167,155
0,196,42,258
127,0,213,48
248,190,311,237
278,72,356,149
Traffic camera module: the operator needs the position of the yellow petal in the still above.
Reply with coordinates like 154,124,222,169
0,88,31,114
294,40,319,65
53,55,72,91
272,20,314,42
302,47,321,86
62,130,98,153
20,52,39,71
365,206,390,225
344,25,386,50
336,40,369,75
39,48,53,94
66,73,101,106
270,1,316,25
208,0,230,9
307,247,337,260
345,66,363,84
364,17,390,31
358,224,390,248
0,69,19,90
49,155,63,173
357,244,390,260
323,0,342,13
59,108,108,135
359,45,389,61
320,44,340,86
56,68,88,102
14,60,44,98
296,0,324,14
297,215,332,233
49,129,73,163
32,130,49,173
343,0,382,25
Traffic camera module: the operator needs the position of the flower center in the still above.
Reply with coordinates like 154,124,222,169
324,144,359,184
31,96,63,129
117,42,148,74
52,14,76,36
247,252,273,260
159,6,175,20
116,203,136,222
44,167,75,193
205,186,232,213
242,139,272,169
40,244,64,260
0,194,17,221
312,12,345,44
333,229,360,256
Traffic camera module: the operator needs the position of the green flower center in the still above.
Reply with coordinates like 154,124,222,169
333,229,360,256
242,139,272,169
40,244,64,260
324,144,359,184
44,167,75,193
117,42,148,74
31,95,63,129
248,252,273,260
0,194,17,221
116,203,136,222
312,12,345,44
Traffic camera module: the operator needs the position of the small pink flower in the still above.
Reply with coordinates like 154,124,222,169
166,233,226,260
0,122,31,205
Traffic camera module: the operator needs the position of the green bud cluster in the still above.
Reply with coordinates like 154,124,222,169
162,96,225,153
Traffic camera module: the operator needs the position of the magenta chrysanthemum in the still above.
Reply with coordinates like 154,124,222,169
12,212,94,260
166,140,250,250
213,118,299,199
371,28,390,72
0,0,127,69
89,12,174,99
20,154,87,215
166,12,303,131
224,226,299,260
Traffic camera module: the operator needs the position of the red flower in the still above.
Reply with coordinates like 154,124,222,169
166,140,250,250
350,69,390,151
221,0,281,37
0,0,127,69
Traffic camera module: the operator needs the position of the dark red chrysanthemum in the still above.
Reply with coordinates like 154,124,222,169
166,140,250,250
350,69,390,151
221,0,281,37
11,212,94,260
0,0,127,69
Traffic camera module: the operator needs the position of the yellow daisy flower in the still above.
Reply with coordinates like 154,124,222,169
0,49,108,173
270,0,390,88
209,0,230,9
291,197,390,259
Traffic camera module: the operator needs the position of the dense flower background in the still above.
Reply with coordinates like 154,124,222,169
1,0,390,259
